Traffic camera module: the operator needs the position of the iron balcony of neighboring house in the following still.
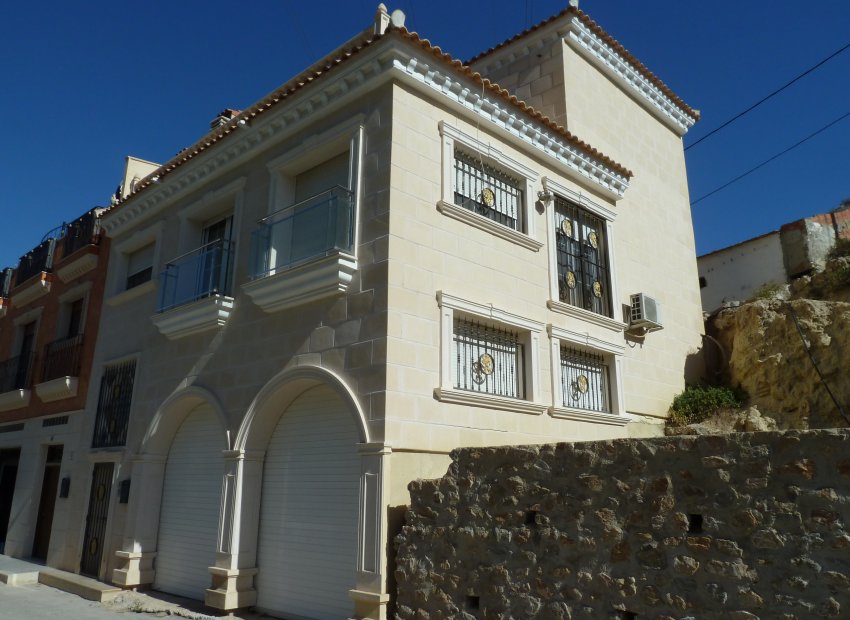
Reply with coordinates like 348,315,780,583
0,352,35,394
14,237,56,286
41,334,84,383
157,238,235,313
249,185,355,279
62,209,102,258
0,268,12,299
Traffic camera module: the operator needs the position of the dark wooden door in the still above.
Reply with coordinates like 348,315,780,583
80,462,113,576
0,449,21,553
32,445,63,559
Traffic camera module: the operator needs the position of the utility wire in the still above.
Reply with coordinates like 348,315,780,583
690,111,850,206
784,301,850,425
686,42,850,151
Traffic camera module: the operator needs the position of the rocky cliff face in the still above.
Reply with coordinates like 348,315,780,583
709,297,850,429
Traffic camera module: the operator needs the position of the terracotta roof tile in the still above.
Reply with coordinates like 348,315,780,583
467,7,699,122
107,21,632,216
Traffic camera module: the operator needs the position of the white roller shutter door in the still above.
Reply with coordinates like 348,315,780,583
153,407,223,599
256,385,360,619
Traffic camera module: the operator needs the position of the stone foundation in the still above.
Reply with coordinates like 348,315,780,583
395,430,850,619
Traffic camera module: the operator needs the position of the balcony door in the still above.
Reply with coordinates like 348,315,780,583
200,216,232,297
15,321,36,388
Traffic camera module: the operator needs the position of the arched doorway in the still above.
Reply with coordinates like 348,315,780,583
153,404,224,599
254,384,360,619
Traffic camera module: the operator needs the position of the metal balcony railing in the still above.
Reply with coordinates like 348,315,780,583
0,352,35,393
249,186,354,280
0,268,12,298
15,238,56,286
63,209,101,257
157,238,234,313
41,334,84,383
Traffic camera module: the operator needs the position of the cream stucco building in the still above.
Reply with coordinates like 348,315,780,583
51,5,702,619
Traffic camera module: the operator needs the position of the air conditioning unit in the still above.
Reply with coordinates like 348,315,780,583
630,293,663,331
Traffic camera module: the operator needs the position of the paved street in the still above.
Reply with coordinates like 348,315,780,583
0,581,149,619
0,580,270,620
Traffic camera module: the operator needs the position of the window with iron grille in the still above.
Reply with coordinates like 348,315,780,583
452,318,524,399
554,197,611,317
559,347,610,413
91,360,136,448
454,150,523,231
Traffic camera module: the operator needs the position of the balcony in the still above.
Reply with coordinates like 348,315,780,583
0,353,35,412
0,268,11,318
152,239,235,339
56,209,103,282
35,335,84,403
243,186,356,313
12,238,56,306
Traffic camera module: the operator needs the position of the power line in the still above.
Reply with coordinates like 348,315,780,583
690,111,850,206
686,42,850,151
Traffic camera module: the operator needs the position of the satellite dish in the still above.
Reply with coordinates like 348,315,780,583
390,9,406,28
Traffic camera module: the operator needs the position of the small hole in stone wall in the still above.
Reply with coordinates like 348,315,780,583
525,510,538,525
466,595,480,609
688,514,703,533
617,612,637,620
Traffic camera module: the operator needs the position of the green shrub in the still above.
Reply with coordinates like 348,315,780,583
669,385,747,426
827,237,850,260
823,263,850,291
749,281,784,301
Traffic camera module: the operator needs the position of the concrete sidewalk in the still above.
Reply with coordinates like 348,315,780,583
0,554,267,619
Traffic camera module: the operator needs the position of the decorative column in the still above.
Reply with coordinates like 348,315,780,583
112,454,166,588
205,449,264,611
349,442,392,620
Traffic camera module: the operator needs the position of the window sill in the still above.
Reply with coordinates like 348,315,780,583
35,376,79,403
242,252,357,313
549,406,630,426
151,294,234,340
106,279,157,307
434,387,546,415
547,299,627,332
437,201,543,252
0,389,31,412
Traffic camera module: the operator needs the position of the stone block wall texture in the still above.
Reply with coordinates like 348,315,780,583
395,430,850,619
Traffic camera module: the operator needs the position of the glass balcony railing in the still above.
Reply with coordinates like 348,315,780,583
249,186,354,280
157,238,234,313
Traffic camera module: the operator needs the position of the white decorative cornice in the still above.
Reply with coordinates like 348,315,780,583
389,51,629,199
565,17,695,136
103,37,630,236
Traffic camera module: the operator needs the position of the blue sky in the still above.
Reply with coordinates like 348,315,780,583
2,0,849,268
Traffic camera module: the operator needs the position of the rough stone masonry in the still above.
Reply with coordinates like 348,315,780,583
394,430,850,619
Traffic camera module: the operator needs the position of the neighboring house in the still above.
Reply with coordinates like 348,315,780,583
16,4,701,620
0,208,108,564
698,200,850,312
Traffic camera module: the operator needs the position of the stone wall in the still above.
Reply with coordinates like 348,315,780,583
395,430,850,619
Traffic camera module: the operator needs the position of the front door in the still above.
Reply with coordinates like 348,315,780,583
32,445,63,559
80,463,113,576
0,448,21,553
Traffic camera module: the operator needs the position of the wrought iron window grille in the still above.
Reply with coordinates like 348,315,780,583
454,150,523,231
453,318,525,399
91,360,136,448
554,197,612,317
559,347,610,413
